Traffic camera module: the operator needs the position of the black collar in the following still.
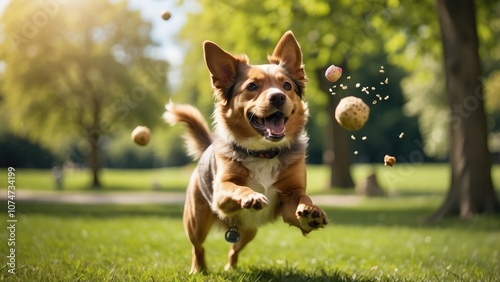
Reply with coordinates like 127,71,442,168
232,143,281,159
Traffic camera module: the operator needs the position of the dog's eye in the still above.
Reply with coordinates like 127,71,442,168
283,82,292,91
246,83,258,91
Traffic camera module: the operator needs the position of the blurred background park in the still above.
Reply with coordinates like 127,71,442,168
1,0,500,280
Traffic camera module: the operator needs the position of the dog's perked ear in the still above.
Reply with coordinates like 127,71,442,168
203,41,248,101
268,30,307,98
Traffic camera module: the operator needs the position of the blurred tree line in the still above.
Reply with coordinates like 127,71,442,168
0,0,499,193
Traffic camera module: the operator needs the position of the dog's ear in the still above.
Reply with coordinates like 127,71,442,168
204,41,247,101
268,31,307,97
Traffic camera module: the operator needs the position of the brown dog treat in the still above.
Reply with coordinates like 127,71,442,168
384,155,396,167
335,96,370,131
161,10,171,21
131,126,151,146
325,65,342,82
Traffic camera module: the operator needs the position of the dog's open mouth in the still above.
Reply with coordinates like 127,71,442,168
249,111,288,141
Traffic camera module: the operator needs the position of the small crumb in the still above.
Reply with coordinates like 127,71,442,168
380,82,384,85
333,85,337,88
384,78,389,84
356,83,361,88
351,135,356,140
354,151,359,155
347,76,351,79
362,136,367,140
384,95,389,100
372,100,377,104
379,69,385,73
399,132,404,138
342,86,348,90
331,92,336,95
381,66,385,69
329,88,333,92
384,155,396,167
371,87,376,90
340,84,344,87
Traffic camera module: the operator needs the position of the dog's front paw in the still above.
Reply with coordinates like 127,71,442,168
241,192,269,210
296,204,328,234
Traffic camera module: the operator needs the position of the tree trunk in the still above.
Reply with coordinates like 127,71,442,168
430,0,500,220
316,67,354,189
87,128,102,189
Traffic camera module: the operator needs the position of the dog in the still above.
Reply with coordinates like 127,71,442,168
164,30,328,274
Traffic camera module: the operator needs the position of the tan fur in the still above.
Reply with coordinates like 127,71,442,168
165,31,328,274
163,102,211,160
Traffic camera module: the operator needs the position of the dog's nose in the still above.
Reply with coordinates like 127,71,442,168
269,92,286,107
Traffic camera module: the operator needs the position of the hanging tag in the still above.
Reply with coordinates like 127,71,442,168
225,226,240,243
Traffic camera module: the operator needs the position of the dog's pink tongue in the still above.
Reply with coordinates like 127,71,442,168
264,116,285,135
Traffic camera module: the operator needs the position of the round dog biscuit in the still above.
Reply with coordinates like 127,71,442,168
131,126,151,146
335,96,370,131
161,10,171,21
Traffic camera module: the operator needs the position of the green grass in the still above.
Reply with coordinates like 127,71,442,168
13,167,195,192
1,197,499,281
10,164,500,194
2,164,499,281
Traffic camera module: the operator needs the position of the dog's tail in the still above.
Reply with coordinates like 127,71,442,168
163,101,212,160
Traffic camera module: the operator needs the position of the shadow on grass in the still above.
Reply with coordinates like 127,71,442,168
15,202,499,231
58,185,188,193
17,201,185,219
324,206,500,231
217,267,375,282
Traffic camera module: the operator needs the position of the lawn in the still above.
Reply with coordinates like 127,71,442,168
1,164,500,281
1,199,498,281
12,163,500,194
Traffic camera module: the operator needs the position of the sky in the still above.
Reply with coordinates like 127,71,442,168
126,0,199,89
127,0,193,65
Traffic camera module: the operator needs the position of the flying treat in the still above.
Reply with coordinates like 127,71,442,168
334,96,370,131
131,126,151,146
325,65,342,82
384,155,396,167
161,10,172,21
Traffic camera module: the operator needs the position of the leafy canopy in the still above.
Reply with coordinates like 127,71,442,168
0,0,167,154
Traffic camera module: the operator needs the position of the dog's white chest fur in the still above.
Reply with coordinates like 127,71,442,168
236,157,281,229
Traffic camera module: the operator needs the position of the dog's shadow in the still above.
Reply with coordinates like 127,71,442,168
215,267,373,282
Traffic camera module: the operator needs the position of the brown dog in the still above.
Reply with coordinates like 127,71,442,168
164,30,328,274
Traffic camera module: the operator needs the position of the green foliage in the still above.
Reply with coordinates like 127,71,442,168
0,0,167,156
401,58,447,159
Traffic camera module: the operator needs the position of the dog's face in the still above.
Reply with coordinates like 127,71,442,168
204,31,308,151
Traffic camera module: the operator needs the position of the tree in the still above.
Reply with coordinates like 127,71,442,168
0,0,167,187
429,0,500,219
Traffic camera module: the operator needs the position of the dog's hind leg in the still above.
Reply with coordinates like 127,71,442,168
183,174,215,274
224,228,257,271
